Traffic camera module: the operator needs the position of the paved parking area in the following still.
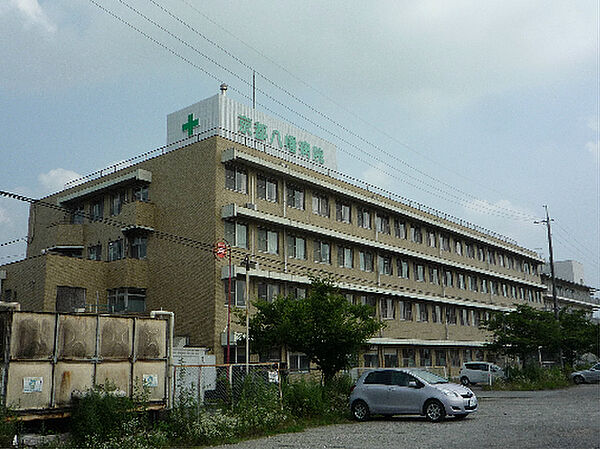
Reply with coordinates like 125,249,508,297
217,384,600,449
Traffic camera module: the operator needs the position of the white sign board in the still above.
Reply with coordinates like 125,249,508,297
167,93,337,171
23,377,43,393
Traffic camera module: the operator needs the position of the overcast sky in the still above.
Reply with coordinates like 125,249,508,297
1,0,598,290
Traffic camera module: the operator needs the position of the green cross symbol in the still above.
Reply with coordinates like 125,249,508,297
182,113,199,137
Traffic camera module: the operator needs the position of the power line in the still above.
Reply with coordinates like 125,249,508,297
92,0,537,224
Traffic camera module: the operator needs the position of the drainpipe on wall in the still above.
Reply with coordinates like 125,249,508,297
150,310,174,409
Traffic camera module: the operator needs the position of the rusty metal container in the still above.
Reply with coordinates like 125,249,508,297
0,310,169,418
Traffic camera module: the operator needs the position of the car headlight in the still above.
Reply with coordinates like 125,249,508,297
442,389,460,398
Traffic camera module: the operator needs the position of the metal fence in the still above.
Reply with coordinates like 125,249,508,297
172,362,282,408
349,365,448,381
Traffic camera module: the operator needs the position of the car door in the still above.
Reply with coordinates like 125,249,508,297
362,370,393,414
386,371,419,414
590,363,600,382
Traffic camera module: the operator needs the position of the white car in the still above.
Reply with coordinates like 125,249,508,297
459,362,505,386
349,368,477,422
571,363,600,384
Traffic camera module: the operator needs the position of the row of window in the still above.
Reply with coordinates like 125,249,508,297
225,221,541,300
87,236,148,261
224,166,538,276
70,185,149,224
363,348,489,369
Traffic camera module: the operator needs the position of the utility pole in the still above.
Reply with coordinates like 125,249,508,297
252,71,256,109
244,254,251,373
535,205,559,320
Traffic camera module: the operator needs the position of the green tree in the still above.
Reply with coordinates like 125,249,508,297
482,304,560,367
558,308,599,366
248,277,383,384
482,304,599,367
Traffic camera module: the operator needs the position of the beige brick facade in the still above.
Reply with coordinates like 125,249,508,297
1,133,546,375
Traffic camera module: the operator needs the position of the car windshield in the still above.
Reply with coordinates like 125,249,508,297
409,369,449,384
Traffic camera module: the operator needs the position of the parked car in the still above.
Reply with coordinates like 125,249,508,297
571,363,600,384
349,368,477,422
459,362,505,385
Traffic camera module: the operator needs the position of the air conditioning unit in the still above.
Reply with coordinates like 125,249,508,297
245,203,257,210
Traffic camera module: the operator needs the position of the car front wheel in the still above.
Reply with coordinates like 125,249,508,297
573,375,585,385
351,400,370,422
460,376,470,386
424,399,446,422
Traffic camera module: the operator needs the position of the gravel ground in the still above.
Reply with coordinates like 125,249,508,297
215,384,600,449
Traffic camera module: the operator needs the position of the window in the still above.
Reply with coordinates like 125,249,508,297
91,198,104,222
224,221,248,249
225,279,246,307
400,300,413,320
56,286,86,313
444,270,453,287
411,225,423,244
402,348,416,367
427,230,436,247
478,246,486,261
488,250,496,265
108,239,124,261
335,201,351,223
257,282,280,303
467,275,477,291
311,192,329,217
289,286,306,299
363,354,379,368
523,261,530,274
313,240,331,264
502,283,508,297
455,240,462,256
511,285,517,298
527,290,534,302
359,251,374,271
110,191,126,216
108,287,146,313
289,353,310,372
417,303,428,322
337,245,353,268
394,219,406,238
225,346,247,364
380,298,395,320
441,234,450,251
287,184,304,209
376,215,390,234
360,295,377,316
71,204,85,224
473,310,481,327
432,305,442,323
129,236,147,260
225,166,247,193
357,208,371,229
345,293,354,304
287,235,306,260
88,244,102,261
457,273,465,289
463,349,473,362
490,281,498,295
419,348,432,367
133,185,149,202
460,309,470,326
466,243,475,258
446,306,457,325
429,266,439,285
258,228,278,254
378,255,392,275
449,349,461,367
257,174,278,202
507,256,514,270
397,259,409,279
414,264,425,282
435,349,447,366
481,278,488,294
498,253,505,267
384,352,399,368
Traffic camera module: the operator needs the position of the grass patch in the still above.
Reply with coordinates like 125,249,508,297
482,366,571,391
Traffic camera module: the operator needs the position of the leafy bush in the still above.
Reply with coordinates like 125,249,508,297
282,374,353,418
483,366,570,391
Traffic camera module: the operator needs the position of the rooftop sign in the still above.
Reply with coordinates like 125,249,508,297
166,93,337,170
